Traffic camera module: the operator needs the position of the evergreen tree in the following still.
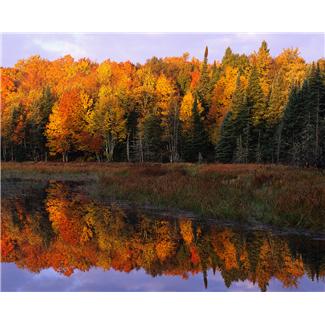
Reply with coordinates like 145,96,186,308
221,47,236,67
184,97,209,162
307,64,325,167
246,66,268,161
255,40,273,97
247,66,267,127
268,72,287,162
279,86,302,164
143,114,163,162
215,112,236,162
231,75,245,119
197,46,211,118
279,65,325,166
216,76,246,163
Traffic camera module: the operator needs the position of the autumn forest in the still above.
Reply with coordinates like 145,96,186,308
1,41,325,166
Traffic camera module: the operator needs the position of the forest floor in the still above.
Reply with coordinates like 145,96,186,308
2,162,325,233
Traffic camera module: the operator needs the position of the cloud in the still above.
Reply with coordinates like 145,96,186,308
32,37,88,59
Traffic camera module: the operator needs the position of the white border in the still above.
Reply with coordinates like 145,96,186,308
0,0,325,32
1,1,325,324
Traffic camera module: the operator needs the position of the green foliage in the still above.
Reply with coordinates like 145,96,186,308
197,46,211,118
183,97,210,162
215,112,236,162
279,64,325,167
143,114,163,162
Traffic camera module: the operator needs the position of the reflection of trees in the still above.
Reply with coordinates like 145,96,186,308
1,181,324,291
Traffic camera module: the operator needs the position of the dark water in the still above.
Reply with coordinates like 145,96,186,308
1,180,325,292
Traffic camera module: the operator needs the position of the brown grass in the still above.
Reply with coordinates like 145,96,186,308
2,162,325,232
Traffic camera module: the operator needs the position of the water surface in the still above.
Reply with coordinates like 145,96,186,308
1,180,324,292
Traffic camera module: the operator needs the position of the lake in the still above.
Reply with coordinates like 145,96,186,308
1,180,324,292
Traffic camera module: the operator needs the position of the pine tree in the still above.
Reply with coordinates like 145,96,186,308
255,40,273,97
279,64,325,166
268,72,287,162
184,97,209,162
279,86,298,163
197,46,211,118
231,75,245,119
246,67,267,161
234,135,246,163
221,47,236,67
215,112,236,162
306,64,325,167
217,76,246,163
247,66,267,127
143,114,163,162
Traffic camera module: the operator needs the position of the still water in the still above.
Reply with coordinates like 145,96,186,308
1,180,325,292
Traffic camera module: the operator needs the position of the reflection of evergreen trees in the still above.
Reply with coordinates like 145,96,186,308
288,237,325,282
1,181,325,291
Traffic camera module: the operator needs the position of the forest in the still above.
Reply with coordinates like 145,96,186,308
1,41,325,166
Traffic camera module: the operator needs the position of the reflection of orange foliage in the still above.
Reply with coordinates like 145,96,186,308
111,247,133,273
46,182,84,245
179,219,194,245
1,181,323,291
212,229,238,271
156,240,174,262
190,245,200,265
255,239,275,290
1,234,15,258
275,245,304,288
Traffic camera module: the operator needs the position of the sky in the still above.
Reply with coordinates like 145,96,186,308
1,33,324,67
2,263,324,292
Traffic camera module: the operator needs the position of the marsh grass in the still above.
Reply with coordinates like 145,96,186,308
2,162,325,232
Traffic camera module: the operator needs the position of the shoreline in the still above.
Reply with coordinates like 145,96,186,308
2,162,325,234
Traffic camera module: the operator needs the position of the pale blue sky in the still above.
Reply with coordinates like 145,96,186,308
1,33,324,67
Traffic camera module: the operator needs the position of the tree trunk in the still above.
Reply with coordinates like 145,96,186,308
105,141,109,161
2,143,7,161
126,133,130,162
62,152,68,162
276,124,282,164
139,136,144,163
315,88,320,163
107,137,115,162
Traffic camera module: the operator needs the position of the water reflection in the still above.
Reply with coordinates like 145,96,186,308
1,181,325,292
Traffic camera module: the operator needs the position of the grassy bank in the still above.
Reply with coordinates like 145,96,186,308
2,162,325,232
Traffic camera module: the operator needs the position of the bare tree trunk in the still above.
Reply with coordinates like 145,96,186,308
3,143,7,161
108,142,115,162
105,142,109,161
276,126,282,164
62,152,68,162
315,88,320,163
126,133,130,162
139,136,144,163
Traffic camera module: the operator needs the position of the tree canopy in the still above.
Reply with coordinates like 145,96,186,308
1,43,324,166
